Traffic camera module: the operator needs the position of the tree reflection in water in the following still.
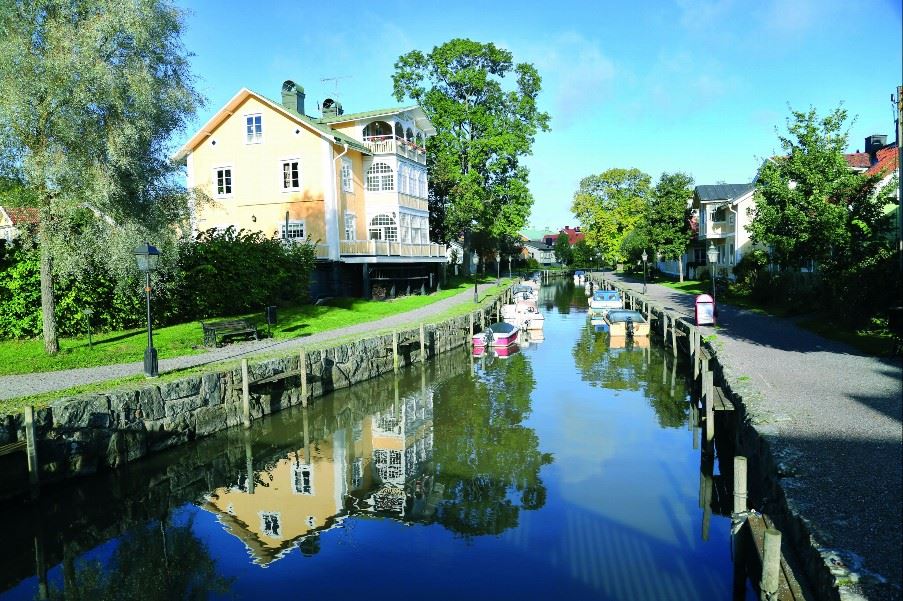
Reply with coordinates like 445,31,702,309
571,324,689,429
47,516,231,601
431,353,552,537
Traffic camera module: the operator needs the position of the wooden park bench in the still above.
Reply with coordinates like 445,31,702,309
201,319,259,347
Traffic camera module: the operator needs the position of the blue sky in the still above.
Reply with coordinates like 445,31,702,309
178,0,902,230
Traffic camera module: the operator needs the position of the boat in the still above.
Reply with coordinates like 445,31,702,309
589,290,623,314
501,303,545,331
573,270,586,285
603,309,650,337
472,322,519,348
513,288,539,310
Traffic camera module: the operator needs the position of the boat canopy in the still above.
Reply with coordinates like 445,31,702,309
592,290,620,301
606,310,647,324
487,322,519,336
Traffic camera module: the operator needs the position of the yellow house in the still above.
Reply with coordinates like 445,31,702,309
174,80,446,298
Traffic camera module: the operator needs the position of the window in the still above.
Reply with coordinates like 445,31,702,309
281,160,300,191
292,463,313,494
398,164,407,194
341,158,353,192
712,206,726,222
344,212,356,241
260,512,281,538
351,458,363,489
280,220,305,240
366,162,394,192
728,212,735,225
368,213,398,241
245,114,262,144
215,167,232,197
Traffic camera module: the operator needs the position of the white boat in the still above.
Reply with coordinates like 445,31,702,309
603,309,650,337
589,290,623,314
502,303,545,331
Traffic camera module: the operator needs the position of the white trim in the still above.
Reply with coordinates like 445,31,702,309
279,220,306,240
343,211,356,241
279,157,302,192
244,112,263,144
213,165,233,198
291,463,314,495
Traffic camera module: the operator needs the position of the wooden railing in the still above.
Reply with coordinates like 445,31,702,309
362,136,427,164
398,193,428,211
339,240,445,258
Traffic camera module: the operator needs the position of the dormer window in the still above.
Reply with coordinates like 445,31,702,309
245,113,262,144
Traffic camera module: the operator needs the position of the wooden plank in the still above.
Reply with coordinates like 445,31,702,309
0,439,26,457
713,385,735,411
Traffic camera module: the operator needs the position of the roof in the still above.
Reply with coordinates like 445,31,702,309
319,105,436,136
523,240,553,250
866,144,898,177
519,227,554,241
844,152,872,169
172,88,371,162
1,206,39,225
695,183,755,202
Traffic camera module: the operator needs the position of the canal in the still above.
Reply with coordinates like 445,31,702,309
1,279,753,600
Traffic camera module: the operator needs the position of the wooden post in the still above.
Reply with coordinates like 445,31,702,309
705,368,715,442
672,320,678,357
761,529,782,600
244,431,255,494
468,312,474,347
241,359,251,428
419,323,426,362
392,330,399,373
24,405,40,491
299,349,308,407
702,471,713,541
480,308,485,327
662,312,668,338
733,456,748,515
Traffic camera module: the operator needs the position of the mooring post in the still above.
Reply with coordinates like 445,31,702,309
733,456,748,516
705,368,715,442
419,323,426,362
701,464,713,542
468,312,474,347
761,529,782,600
244,430,255,494
24,405,40,493
241,359,251,429
672,321,678,357
480,308,485,327
392,330,399,373
299,349,308,407
662,312,668,338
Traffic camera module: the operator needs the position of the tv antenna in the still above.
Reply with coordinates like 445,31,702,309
321,75,351,96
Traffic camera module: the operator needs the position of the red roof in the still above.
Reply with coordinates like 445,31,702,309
844,152,871,169
866,144,898,177
3,206,40,225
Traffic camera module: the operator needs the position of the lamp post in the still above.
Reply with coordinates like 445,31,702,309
472,249,479,303
641,249,648,294
495,252,501,286
135,242,160,377
707,242,718,316
508,255,512,279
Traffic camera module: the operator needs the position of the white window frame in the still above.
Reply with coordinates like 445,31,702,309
259,512,281,538
292,463,314,495
344,212,356,241
366,162,394,192
245,113,263,144
341,158,353,193
280,159,301,192
280,220,306,240
214,166,233,198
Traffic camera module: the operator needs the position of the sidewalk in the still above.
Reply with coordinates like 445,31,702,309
1,283,500,402
608,274,902,601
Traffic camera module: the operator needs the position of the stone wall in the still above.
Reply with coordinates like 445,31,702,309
0,291,507,499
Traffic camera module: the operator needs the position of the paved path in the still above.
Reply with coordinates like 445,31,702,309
0,283,500,401
607,274,902,601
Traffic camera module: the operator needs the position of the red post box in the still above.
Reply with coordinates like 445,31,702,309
695,294,716,326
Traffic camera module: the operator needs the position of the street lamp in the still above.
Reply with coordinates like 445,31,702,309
135,242,160,377
707,241,718,315
641,249,648,294
495,252,501,286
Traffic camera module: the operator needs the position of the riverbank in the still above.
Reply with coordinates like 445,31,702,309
605,273,902,601
0,279,510,407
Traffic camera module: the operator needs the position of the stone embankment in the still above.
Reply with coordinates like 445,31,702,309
0,290,510,499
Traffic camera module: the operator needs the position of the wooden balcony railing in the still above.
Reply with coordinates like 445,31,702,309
362,136,426,164
339,240,445,258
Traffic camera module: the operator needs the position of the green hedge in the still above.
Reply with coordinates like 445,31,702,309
0,228,317,339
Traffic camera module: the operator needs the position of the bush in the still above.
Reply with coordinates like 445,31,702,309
0,228,317,340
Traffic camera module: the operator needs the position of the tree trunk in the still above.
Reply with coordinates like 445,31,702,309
40,231,59,355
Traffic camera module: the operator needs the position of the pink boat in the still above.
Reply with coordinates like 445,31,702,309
472,322,519,348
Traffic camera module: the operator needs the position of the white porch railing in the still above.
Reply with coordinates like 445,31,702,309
362,136,426,165
339,240,445,258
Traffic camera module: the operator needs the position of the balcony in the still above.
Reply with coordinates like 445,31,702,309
340,240,445,258
398,193,428,211
363,136,426,165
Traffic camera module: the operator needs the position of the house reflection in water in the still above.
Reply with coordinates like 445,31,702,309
202,376,436,566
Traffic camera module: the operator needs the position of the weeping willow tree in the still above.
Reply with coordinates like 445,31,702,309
0,0,203,353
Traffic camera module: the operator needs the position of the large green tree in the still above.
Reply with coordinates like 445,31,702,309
644,172,695,281
748,106,888,270
553,233,573,266
0,0,202,353
392,39,550,263
571,168,651,265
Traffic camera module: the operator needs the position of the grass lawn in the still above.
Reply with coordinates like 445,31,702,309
657,278,893,356
0,275,507,377
0,277,515,414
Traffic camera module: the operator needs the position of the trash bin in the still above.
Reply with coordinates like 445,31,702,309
695,294,715,326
